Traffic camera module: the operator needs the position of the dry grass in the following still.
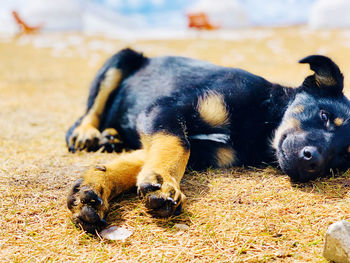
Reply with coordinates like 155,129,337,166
2,27,350,262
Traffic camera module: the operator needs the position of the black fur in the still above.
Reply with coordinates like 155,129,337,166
67,49,350,182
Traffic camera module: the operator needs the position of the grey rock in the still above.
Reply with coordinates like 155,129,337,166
323,220,350,263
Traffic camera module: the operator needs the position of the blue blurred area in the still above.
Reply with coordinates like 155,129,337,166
93,0,190,14
91,0,316,26
91,0,193,28
240,0,316,25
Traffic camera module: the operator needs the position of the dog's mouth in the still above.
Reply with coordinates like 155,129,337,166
294,167,325,183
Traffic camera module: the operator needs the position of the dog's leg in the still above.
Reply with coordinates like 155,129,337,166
67,68,122,152
67,149,145,233
136,101,191,217
66,48,147,152
137,132,190,217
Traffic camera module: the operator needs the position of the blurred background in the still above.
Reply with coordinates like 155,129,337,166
1,0,350,37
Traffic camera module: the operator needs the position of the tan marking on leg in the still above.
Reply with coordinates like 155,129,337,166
87,68,122,124
70,68,122,149
334,117,343,126
138,133,189,185
83,149,145,206
272,118,301,149
197,92,229,127
137,133,189,208
291,105,304,114
216,147,236,167
347,146,350,153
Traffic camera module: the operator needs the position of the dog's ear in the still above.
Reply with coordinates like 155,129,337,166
299,55,343,96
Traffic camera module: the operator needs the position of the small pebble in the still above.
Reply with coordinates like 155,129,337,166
100,226,133,241
275,250,289,258
174,223,189,231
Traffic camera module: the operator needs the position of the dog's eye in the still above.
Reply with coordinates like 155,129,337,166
345,146,350,159
320,110,329,123
344,151,350,161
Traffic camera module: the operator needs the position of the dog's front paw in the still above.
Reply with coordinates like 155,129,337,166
99,128,123,153
137,172,185,217
67,177,108,234
68,124,101,153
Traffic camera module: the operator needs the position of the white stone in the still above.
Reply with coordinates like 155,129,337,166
323,220,350,263
174,223,190,231
309,0,350,29
100,226,133,241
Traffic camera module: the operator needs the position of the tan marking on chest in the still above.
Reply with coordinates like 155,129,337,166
291,105,304,114
197,92,229,127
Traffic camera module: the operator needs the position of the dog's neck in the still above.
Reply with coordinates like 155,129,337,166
267,84,296,123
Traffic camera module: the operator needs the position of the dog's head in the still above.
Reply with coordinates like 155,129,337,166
273,55,350,182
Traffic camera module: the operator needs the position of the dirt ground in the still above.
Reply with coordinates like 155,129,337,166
2,27,350,262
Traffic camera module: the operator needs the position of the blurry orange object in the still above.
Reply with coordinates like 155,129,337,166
187,12,219,30
12,10,43,34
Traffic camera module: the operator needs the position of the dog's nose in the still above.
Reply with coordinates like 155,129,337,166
299,146,324,173
301,146,319,161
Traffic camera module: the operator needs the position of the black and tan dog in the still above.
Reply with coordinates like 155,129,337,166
66,48,350,233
